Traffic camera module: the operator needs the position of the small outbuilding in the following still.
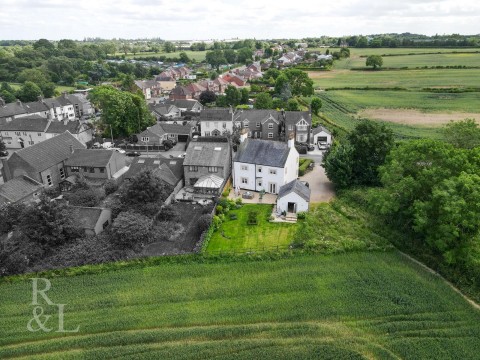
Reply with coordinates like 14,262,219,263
276,180,310,215
312,125,332,146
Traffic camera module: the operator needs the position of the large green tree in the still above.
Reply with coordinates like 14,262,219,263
254,92,273,109
323,120,394,189
311,97,322,115
284,69,314,96
16,81,42,102
89,86,155,136
366,55,383,69
206,50,227,71
442,119,480,149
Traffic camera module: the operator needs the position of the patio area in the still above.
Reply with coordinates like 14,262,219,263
228,189,277,205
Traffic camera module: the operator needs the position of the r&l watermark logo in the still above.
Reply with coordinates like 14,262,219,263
27,278,80,333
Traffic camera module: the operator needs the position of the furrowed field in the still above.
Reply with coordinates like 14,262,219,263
1,252,480,359
308,48,480,139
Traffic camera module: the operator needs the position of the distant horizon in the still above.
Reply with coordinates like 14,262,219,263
1,0,479,41
3,32,480,43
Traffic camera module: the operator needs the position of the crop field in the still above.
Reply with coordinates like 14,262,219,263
317,92,445,139
338,52,480,69
309,68,480,89
206,204,297,253
1,252,479,359
311,47,480,57
7,82,76,93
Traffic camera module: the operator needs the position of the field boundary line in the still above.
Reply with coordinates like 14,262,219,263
398,250,480,311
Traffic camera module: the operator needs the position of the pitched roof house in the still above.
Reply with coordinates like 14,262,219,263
0,175,43,207
183,137,231,194
64,149,127,182
233,134,299,194
277,179,310,215
137,123,191,146
0,131,85,187
199,108,234,136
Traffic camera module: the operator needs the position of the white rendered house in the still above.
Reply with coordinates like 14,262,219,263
277,179,310,214
233,132,299,194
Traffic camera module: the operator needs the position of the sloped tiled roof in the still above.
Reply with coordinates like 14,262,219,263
13,131,85,172
65,149,115,167
184,140,230,167
23,101,50,114
0,101,27,119
46,120,82,134
124,156,184,186
235,139,290,168
312,125,331,135
199,108,232,121
278,179,311,202
284,111,311,127
233,109,281,124
0,175,43,204
0,115,50,132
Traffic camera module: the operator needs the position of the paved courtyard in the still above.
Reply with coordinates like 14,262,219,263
299,163,335,203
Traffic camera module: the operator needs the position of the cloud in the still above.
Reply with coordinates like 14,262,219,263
0,0,479,39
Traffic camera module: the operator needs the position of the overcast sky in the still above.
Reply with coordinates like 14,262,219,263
1,0,479,40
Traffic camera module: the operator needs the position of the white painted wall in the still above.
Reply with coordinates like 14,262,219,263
233,146,299,194
201,120,233,136
313,130,332,145
277,192,309,214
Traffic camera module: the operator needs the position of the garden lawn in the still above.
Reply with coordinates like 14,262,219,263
206,204,297,253
1,252,480,359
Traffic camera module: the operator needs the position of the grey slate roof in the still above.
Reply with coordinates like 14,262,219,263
235,139,290,168
233,109,281,124
65,149,115,167
284,111,311,127
46,120,82,134
0,101,27,119
13,131,85,172
124,156,184,186
312,125,331,135
0,175,43,203
278,179,311,202
184,140,230,167
166,99,201,110
23,100,50,114
199,108,232,121
0,115,50,132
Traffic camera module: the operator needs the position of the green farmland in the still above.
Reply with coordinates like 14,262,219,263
1,252,480,359
309,68,480,90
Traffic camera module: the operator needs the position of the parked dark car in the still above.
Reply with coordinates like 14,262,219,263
126,151,141,157
295,144,308,154
297,142,314,151
0,150,9,157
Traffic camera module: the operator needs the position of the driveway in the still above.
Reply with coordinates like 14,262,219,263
299,163,335,203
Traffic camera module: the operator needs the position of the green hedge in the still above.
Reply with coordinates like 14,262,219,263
299,159,314,176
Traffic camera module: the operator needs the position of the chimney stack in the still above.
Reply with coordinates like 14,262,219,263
69,144,74,154
37,95,43,102
239,128,248,143
287,133,295,148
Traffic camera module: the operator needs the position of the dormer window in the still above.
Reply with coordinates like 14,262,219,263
296,119,308,131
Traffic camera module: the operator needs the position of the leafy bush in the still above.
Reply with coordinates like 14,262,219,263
156,205,180,222
297,211,307,220
66,187,104,207
247,211,258,225
229,213,238,220
110,211,152,249
104,179,119,195
298,159,313,176
235,198,243,205
216,205,224,214
212,215,223,230
197,214,212,234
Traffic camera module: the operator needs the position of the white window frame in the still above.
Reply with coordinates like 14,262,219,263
142,137,149,142
268,133,273,139
241,164,248,171
269,169,277,175
241,177,248,184
268,123,273,129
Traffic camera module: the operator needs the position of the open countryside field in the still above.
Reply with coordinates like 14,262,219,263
336,52,480,69
206,204,297,253
1,252,480,359
309,68,480,89
7,82,77,94
312,47,480,57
